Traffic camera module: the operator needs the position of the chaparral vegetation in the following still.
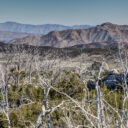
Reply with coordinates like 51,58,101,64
0,44,127,128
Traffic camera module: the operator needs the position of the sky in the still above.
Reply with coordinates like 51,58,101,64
0,0,127,25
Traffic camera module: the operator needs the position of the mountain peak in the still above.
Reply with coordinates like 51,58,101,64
101,22,115,26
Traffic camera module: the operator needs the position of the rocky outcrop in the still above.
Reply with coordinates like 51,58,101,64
87,79,96,90
102,72,126,89
107,69,120,75
87,79,102,91
91,61,109,72
87,70,128,90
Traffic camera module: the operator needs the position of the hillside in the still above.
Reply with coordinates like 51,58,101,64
70,41,126,49
10,22,128,48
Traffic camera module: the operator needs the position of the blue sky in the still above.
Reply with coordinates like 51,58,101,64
0,0,127,25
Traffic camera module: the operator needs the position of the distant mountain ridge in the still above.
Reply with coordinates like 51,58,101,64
10,22,128,48
0,30,29,43
0,21,93,34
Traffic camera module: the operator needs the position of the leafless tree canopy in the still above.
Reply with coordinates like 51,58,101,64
0,44,128,128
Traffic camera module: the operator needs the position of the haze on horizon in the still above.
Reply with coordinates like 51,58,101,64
0,0,128,26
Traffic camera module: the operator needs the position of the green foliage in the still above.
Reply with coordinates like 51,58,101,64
20,104,41,122
0,113,7,128
0,69,127,128
23,84,44,102
10,111,24,128
49,73,84,100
